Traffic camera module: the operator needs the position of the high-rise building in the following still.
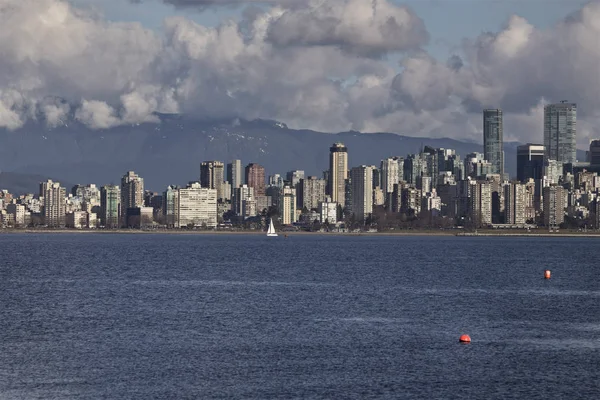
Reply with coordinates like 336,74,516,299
543,185,566,228
120,171,144,227
483,109,504,177
41,179,66,228
517,144,545,182
544,101,577,164
162,185,179,228
100,185,120,228
177,182,218,228
200,161,225,200
504,182,527,225
279,186,297,225
328,143,348,208
233,184,254,217
245,163,266,196
350,165,374,223
469,180,492,227
381,157,400,194
227,160,243,189
298,176,326,211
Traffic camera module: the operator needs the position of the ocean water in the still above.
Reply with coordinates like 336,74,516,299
0,233,599,399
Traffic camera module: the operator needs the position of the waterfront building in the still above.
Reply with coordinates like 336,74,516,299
177,182,218,228
100,185,120,228
41,179,66,228
318,197,337,224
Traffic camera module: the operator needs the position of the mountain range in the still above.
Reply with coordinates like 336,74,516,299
0,114,585,194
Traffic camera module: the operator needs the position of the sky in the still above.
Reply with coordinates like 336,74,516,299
1,0,598,146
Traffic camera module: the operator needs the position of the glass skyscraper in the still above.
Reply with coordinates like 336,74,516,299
543,101,577,164
483,109,504,177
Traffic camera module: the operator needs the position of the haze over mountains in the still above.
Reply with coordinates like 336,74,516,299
0,113,586,194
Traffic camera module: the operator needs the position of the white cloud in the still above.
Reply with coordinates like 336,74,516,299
0,0,599,148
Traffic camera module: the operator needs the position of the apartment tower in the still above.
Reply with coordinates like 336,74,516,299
328,143,348,208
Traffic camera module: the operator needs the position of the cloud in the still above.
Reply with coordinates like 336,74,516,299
266,0,428,56
0,0,599,150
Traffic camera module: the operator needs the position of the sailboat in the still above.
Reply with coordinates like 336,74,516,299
267,218,278,237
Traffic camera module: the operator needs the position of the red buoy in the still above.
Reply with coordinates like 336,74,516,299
544,270,551,279
459,334,471,343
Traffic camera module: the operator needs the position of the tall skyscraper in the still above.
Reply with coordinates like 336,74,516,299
41,179,66,228
100,185,120,228
350,165,374,223
544,101,577,164
381,157,400,194
245,163,266,196
226,160,242,190
120,171,144,227
328,142,348,208
483,109,504,177
200,161,225,200
517,144,545,182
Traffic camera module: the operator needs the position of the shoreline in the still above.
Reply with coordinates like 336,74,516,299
2,229,600,238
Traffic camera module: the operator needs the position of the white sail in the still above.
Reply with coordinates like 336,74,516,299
267,218,278,237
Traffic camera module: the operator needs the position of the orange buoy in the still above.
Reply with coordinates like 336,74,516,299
544,270,551,279
459,334,471,343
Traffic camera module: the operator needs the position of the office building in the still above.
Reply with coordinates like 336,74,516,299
483,109,505,176
517,144,545,182
544,101,577,164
